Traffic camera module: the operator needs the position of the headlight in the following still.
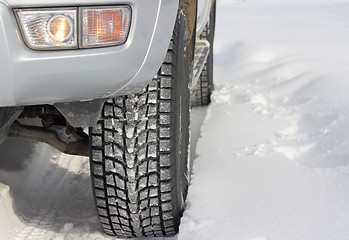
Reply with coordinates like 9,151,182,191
14,6,131,50
47,15,74,42
15,9,78,50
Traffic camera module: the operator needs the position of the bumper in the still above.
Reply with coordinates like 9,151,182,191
0,0,179,107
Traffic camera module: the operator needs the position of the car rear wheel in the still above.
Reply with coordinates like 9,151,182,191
89,11,191,238
191,2,216,107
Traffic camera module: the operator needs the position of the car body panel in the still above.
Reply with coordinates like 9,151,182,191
0,0,179,107
197,0,212,36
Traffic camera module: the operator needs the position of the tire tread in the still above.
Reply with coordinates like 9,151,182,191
90,38,181,237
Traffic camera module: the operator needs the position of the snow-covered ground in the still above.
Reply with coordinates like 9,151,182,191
1,0,349,239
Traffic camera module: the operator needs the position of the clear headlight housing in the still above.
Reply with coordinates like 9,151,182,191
15,9,78,50
15,6,131,50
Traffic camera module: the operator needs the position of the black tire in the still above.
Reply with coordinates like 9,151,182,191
89,11,191,238
191,2,216,107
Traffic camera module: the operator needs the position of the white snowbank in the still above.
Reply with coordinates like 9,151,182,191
179,1,349,239
0,183,24,239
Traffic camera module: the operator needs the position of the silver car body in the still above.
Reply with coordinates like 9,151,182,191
0,0,179,107
197,0,212,36
0,0,212,108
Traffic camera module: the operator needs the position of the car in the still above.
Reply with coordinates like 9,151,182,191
0,0,216,237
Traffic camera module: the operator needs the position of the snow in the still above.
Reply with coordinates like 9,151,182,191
1,0,349,239
179,1,349,239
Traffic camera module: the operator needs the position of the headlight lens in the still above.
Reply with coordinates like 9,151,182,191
47,15,73,42
15,9,78,50
81,6,131,48
15,6,131,50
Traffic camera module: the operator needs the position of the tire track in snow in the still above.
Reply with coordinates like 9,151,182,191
0,140,106,240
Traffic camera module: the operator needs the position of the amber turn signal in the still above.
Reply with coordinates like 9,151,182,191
81,6,131,48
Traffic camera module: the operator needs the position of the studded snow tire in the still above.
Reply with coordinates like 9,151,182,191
89,11,191,238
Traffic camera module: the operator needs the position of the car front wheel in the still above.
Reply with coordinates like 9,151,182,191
89,10,191,238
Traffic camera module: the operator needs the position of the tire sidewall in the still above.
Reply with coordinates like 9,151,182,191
172,11,191,227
